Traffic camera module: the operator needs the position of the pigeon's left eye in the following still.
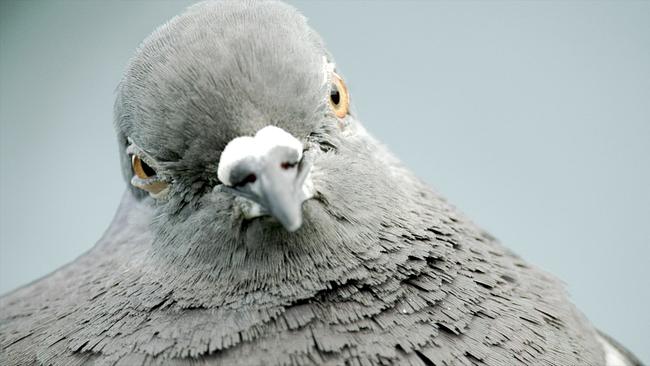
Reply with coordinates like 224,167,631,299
132,155,157,179
329,73,349,118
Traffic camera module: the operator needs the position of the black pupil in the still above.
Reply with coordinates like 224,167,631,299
141,160,156,177
330,84,340,105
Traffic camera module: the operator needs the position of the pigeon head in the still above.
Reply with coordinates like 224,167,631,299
114,1,423,284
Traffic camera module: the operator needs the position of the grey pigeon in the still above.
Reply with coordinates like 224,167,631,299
0,1,642,365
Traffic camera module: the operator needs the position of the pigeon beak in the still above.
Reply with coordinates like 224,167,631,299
258,168,302,231
255,149,313,232
218,147,314,232
216,126,315,232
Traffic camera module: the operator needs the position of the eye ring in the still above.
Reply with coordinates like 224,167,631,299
131,155,157,179
329,72,349,118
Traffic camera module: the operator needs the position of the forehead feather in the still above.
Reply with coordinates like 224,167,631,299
115,0,329,162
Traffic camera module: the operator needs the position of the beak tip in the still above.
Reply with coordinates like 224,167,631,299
283,219,303,232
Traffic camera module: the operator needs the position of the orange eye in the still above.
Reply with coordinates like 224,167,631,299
329,73,349,118
131,155,157,179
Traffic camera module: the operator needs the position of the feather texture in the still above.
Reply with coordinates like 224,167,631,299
0,1,640,365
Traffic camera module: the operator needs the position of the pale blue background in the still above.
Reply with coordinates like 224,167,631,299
1,1,648,362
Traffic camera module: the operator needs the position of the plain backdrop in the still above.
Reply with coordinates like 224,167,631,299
0,0,648,362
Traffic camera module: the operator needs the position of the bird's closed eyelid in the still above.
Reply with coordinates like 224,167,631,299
125,141,172,177
126,141,172,198
126,143,158,167
129,164,171,199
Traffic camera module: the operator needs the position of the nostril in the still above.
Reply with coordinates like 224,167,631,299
281,162,298,170
234,173,257,187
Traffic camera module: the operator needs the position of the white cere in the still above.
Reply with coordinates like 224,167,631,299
217,126,303,186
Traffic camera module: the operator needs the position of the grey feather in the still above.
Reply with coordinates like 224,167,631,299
0,1,641,365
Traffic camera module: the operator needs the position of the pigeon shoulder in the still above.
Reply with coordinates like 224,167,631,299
0,191,153,365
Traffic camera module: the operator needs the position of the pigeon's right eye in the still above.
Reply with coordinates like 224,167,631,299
130,155,169,197
132,155,157,179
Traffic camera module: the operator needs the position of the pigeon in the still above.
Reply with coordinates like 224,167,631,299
0,1,642,365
